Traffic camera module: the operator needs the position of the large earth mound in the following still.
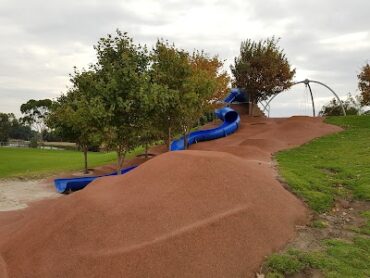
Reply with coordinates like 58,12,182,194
0,116,342,277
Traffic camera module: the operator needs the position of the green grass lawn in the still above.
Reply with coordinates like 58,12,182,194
0,147,143,179
265,237,370,278
265,115,370,278
276,115,370,212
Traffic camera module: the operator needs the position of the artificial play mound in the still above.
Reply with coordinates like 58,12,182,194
0,116,342,278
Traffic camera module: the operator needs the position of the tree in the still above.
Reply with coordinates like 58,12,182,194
0,113,36,143
20,99,52,140
190,50,230,104
8,114,34,141
319,94,360,116
47,70,103,174
135,82,167,158
178,52,221,148
93,30,150,173
231,37,295,114
150,41,222,149
358,63,370,106
150,40,190,149
0,113,11,142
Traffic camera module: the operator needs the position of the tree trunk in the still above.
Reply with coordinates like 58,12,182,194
249,95,255,116
116,147,126,175
183,127,188,150
145,142,148,159
83,145,88,174
167,127,172,151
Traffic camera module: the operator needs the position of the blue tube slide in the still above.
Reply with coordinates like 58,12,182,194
170,88,244,151
54,166,136,193
53,89,245,193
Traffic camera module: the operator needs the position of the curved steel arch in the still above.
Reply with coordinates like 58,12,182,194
262,79,346,116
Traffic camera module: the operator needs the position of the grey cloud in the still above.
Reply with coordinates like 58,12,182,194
0,0,369,117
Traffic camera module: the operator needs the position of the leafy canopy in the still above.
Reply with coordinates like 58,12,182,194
231,37,295,102
93,30,150,152
48,70,102,148
150,40,225,148
20,99,52,133
358,63,370,106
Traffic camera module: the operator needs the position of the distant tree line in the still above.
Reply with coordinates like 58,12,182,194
0,113,35,142
0,111,64,144
0,98,63,145
319,94,362,116
358,63,370,107
320,62,370,116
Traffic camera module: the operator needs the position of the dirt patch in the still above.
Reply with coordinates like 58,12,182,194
0,116,342,278
0,145,166,212
0,179,59,211
286,200,370,251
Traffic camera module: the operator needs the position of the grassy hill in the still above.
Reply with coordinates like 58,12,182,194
264,115,370,278
277,115,370,212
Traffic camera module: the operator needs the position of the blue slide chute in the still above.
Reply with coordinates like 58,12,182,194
54,166,136,193
170,88,245,151
54,89,245,193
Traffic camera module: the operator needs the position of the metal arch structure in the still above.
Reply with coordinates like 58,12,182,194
261,79,347,117
294,79,316,117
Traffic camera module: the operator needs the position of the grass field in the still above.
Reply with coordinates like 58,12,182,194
276,115,370,212
265,115,370,278
0,147,143,179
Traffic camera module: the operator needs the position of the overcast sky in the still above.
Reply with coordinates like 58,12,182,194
0,0,369,117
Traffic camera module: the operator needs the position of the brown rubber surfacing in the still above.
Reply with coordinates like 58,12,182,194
0,116,342,278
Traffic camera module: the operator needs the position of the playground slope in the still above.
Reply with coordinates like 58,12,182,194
0,116,342,278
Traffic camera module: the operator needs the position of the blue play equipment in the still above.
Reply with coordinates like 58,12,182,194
53,89,246,193
54,166,136,193
170,88,245,151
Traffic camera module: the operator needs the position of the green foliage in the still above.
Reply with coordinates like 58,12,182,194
276,115,370,212
20,99,52,135
29,136,38,148
181,50,220,130
319,94,361,116
266,251,307,275
150,40,192,147
0,147,143,179
46,30,231,169
92,30,150,171
48,71,102,145
0,113,34,142
150,40,222,148
358,63,370,106
47,70,104,173
265,238,370,277
231,37,295,103
0,113,11,142
151,40,192,91
190,50,230,103
8,114,35,141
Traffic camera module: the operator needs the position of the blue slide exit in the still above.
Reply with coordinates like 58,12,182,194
54,166,136,193
53,89,245,193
